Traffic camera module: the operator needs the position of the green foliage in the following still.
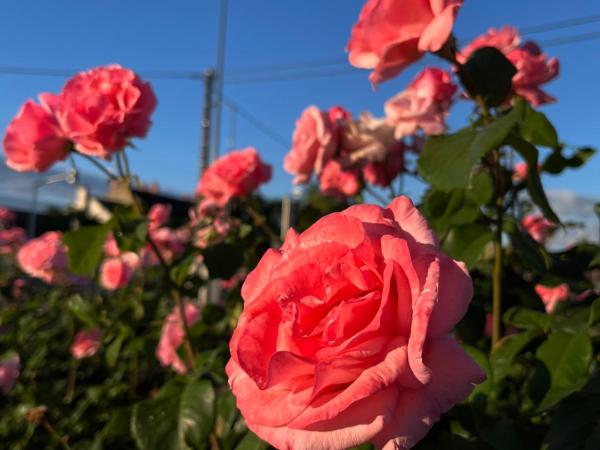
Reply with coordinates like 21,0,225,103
63,223,112,277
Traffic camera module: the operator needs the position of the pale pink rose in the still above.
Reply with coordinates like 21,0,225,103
0,354,20,395
284,106,338,184
522,215,557,244
362,143,405,187
385,67,457,139
227,196,485,450
0,207,16,229
3,94,70,173
156,302,200,374
512,162,528,182
71,328,102,359
347,0,463,86
17,231,68,283
0,227,26,254
341,113,397,164
196,147,272,207
508,42,559,107
148,203,172,230
103,233,121,258
535,283,570,313
319,160,361,199
99,251,140,290
460,27,559,107
56,65,157,158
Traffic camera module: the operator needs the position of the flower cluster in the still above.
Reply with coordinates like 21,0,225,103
3,65,156,172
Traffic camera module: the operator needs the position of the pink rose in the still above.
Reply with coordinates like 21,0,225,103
148,203,172,230
535,283,570,313
522,215,557,244
143,227,188,266
362,143,405,187
71,328,102,359
99,251,140,290
284,106,338,184
319,160,361,199
156,302,200,374
0,207,16,229
57,65,157,158
508,42,559,107
512,162,528,182
385,67,457,138
0,227,26,254
460,27,559,107
347,0,463,86
17,231,68,283
3,94,70,173
196,147,272,207
227,196,485,450
103,233,121,258
0,354,20,395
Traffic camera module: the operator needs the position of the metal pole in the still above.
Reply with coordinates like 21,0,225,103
200,68,215,175
212,0,229,161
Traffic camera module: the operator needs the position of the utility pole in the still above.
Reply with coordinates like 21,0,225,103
200,68,215,175
212,0,229,161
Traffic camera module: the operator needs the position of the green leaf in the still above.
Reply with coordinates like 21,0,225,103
63,224,112,277
518,103,559,148
466,171,494,205
536,330,593,411
105,326,129,368
443,223,493,269
543,147,596,174
170,255,195,287
459,46,518,107
67,294,98,328
589,298,600,327
419,102,523,190
504,307,552,333
509,135,560,224
235,431,269,450
131,377,215,450
491,329,539,384
463,344,492,396
544,371,600,450
505,217,550,272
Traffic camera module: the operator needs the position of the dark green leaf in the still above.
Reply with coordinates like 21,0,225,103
67,294,98,328
459,46,518,107
63,224,111,277
235,431,269,450
105,326,129,368
443,223,493,269
170,255,195,287
481,418,528,450
505,217,550,272
509,135,560,224
536,330,593,411
519,103,559,148
543,147,596,174
466,170,494,205
491,329,539,383
463,344,492,396
131,377,215,450
589,298,600,327
419,102,523,190
504,307,552,333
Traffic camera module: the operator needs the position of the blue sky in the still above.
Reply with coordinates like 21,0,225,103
1,0,599,203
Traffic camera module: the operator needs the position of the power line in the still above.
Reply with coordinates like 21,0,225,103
520,13,600,35
539,30,600,47
0,66,202,81
221,96,289,150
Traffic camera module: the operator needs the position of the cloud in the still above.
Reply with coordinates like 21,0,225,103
545,190,599,250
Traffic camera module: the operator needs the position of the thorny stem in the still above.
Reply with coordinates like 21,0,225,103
244,203,281,246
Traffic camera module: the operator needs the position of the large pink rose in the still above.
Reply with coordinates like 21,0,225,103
0,227,26,254
71,329,102,359
460,27,559,107
156,302,200,374
227,196,485,450
57,65,157,158
535,283,570,313
385,67,457,138
17,231,68,283
196,147,272,207
0,354,20,395
522,214,557,245
319,160,361,199
284,106,338,184
3,94,70,172
99,251,140,290
347,0,463,86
